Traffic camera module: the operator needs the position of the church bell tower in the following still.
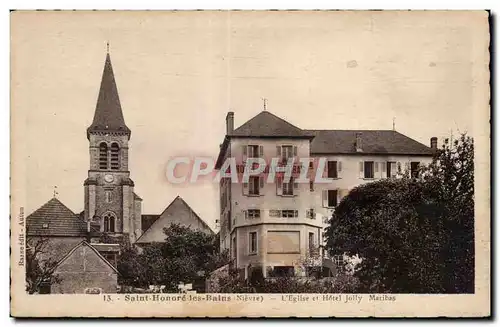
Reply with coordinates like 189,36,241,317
84,49,142,243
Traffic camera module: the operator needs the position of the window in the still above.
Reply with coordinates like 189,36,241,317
327,161,338,178
364,161,374,179
105,191,112,203
309,180,314,192
247,145,259,158
306,208,315,219
99,143,108,169
281,145,293,161
269,210,280,217
246,209,261,219
42,223,49,229
249,232,257,254
323,190,338,208
243,145,262,160
308,232,315,249
282,177,295,196
270,209,298,218
277,176,297,196
277,145,296,163
103,213,115,233
387,161,397,178
410,162,420,178
220,179,229,212
328,190,337,207
282,210,298,218
248,176,260,195
110,143,120,170
232,236,237,259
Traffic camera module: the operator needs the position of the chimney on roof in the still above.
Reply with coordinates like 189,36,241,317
355,132,363,152
430,137,438,149
226,112,234,135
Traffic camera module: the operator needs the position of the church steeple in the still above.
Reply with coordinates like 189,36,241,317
87,51,131,139
84,49,141,245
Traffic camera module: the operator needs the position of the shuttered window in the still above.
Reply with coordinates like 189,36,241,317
364,161,374,179
278,145,297,163
387,161,397,178
328,190,338,207
247,145,259,158
282,177,294,196
248,176,260,195
322,189,340,208
327,161,338,178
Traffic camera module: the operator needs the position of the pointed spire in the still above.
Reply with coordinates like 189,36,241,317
87,50,130,139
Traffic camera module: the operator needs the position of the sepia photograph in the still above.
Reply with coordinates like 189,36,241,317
10,10,490,317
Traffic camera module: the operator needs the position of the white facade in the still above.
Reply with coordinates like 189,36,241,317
216,111,434,278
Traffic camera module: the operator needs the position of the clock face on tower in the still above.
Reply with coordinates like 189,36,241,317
104,174,114,183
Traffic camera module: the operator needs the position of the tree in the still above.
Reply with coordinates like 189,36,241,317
117,224,229,292
116,239,147,287
420,134,474,293
324,134,474,293
25,238,60,294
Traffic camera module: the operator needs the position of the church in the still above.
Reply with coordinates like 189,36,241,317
26,51,213,294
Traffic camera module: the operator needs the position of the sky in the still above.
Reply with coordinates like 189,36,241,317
11,11,489,230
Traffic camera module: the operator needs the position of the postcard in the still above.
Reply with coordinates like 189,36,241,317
10,10,490,317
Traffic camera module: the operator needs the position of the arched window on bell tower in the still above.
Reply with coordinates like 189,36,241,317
110,142,120,170
99,142,108,170
103,212,116,233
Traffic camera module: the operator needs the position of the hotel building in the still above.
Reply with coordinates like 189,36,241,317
215,110,435,278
